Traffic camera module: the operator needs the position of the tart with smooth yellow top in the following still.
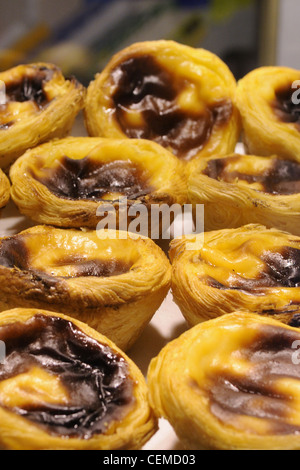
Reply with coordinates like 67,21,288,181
0,169,10,210
0,307,157,450
148,312,300,450
170,224,300,326
236,66,300,161
0,225,171,351
188,153,300,236
10,136,187,234
0,62,85,170
84,40,240,168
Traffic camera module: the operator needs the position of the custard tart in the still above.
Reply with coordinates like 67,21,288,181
10,136,187,234
236,66,300,161
170,224,300,326
0,307,157,450
0,62,85,170
0,225,171,351
148,312,300,450
84,40,240,167
0,169,10,210
188,153,300,236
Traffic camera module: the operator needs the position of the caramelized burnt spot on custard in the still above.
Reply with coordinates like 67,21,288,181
0,234,133,280
111,55,232,160
203,156,300,195
272,82,300,129
30,156,154,201
204,324,300,435
0,314,134,438
205,245,300,292
0,66,54,129
4,66,54,109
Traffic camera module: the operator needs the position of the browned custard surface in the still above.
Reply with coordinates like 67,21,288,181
203,155,300,195
200,323,300,434
272,82,300,129
0,314,134,438
30,156,153,201
111,55,232,160
185,227,300,306
0,66,54,129
206,246,300,292
0,233,133,280
5,67,53,107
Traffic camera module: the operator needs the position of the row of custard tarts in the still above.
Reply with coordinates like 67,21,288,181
0,40,239,173
1,40,300,234
84,40,300,167
0,40,298,174
7,139,300,238
145,223,300,450
9,136,187,235
83,40,300,234
0,39,239,218
2,223,300,449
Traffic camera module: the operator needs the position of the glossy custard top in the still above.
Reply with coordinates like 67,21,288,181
191,229,300,292
0,314,135,438
30,155,153,201
0,66,54,129
189,318,300,435
111,55,232,160
0,230,139,280
203,155,300,195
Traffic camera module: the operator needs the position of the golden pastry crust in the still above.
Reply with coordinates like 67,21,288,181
236,66,300,161
0,62,85,170
84,40,240,169
0,169,10,209
0,225,171,351
169,224,300,326
148,312,300,450
0,307,157,450
188,153,300,236
9,136,187,233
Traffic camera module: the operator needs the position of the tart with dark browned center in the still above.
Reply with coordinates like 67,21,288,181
9,136,187,234
148,312,300,450
0,62,85,170
0,308,157,450
84,40,240,170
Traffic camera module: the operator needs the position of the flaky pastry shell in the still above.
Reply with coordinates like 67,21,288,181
0,169,10,210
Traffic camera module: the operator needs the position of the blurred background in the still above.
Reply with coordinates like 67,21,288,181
0,0,298,86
